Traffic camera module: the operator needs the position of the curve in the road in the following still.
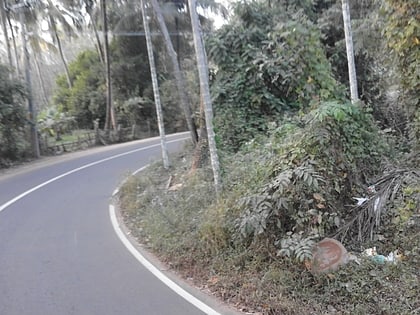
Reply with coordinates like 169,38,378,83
110,163,221,315
0,136,223,315
110,204,220,315
0,140,173,214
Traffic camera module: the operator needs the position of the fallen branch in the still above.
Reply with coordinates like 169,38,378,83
335,169,419,242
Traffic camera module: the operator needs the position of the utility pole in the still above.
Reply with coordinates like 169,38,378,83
11,0,40,158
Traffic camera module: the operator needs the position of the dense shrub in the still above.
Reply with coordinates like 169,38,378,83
0,65,29,165
229,101,389,256
208,2,344,151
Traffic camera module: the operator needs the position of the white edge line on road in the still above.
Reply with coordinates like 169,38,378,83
109,203,221,315
112,165,149,196
0,137,188,214
0,135,221,315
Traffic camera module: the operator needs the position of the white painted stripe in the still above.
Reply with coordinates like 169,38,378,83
0,135,221,314
112,188,120,196
109,204,221,315
132,165,149,176
0,136,188,213
111,166,150,198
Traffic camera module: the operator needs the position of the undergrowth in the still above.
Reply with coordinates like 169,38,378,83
118,101,419,314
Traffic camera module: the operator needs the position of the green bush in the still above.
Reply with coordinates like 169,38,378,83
0,65,29,165
208,2,344,151
232,101,388,257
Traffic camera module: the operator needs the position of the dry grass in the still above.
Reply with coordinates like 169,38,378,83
118,148,420,314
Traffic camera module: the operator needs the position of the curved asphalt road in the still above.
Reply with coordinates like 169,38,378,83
0,133,231,315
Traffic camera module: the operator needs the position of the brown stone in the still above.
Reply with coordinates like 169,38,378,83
311,238,348,274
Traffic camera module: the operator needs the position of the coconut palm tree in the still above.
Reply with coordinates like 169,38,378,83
341,0,358,104
141,0,169,168
100,0,116,130
150,0,198,145
19,4,40,158
0,0,13,69
3,1,21,76
84,0,104,63
188,0,221,193
47,14,72,88
28,30,55,107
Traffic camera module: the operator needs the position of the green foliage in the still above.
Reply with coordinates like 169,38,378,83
208,1,343,150
37,106,75,140
53,50,105,129
277,231,318,262
317,1,393,118
118,151,217,257
53,10,197,132
255,11,342,105
382,0,420,149
117,96,153,126
383,0,420,94
317,0,418,152
110,25,151,102
0,65,29,163
234,101,387,259
115,2,419,312
119,131,418,314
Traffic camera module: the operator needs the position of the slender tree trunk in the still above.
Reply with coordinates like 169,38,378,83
341,0,358,104
6,10,20,76
150,0,198,146
188,0,222,194
20,9,40,158
33,51,50,107
88,11,105,64
174,16,180,65
0,0,13,70
84,0,104,63
140,0,169,169
190,95,208,171
101,0,116,130
49,14,72,89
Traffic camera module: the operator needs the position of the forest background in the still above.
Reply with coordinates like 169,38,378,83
0,0,419,314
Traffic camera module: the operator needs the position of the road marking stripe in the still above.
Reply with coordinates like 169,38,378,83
112,166,150,197
110,204,221,315
0,135,221,314
0,137,188,213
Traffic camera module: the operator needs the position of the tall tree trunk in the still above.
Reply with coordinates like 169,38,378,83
190,95,208,171
49,14,72,89
101,0,116,130
87,11,104,64
92,17,105,64
150,0,198,146
341,0,358,104
174,16,180,65
84,0,104,63
33,50,50,107
188,0,222,194
20,9,40,158
6,10,20,76
141,0,169,169
0,0,13,70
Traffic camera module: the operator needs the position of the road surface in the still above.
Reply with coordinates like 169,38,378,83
0,134,233,315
